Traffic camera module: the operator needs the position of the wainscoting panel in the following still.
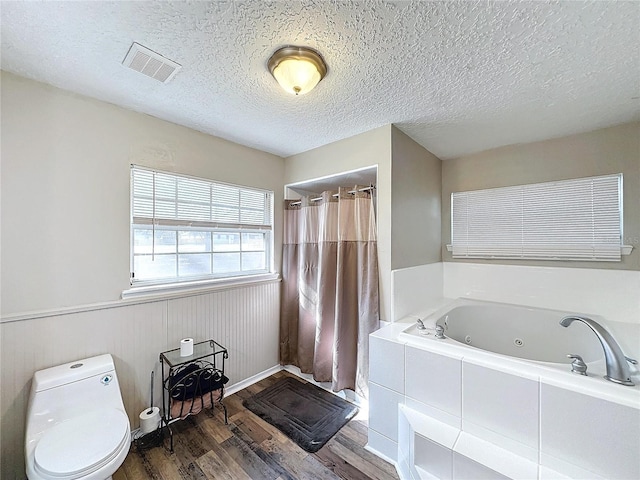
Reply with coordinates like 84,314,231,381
166,282,281,388
0,280,280,479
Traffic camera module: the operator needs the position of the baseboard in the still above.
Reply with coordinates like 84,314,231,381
282,365,345,397
282,364,330,389
364,444,400,475
225,364,283,396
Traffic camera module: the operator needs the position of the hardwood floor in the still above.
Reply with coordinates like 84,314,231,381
114,371,399,480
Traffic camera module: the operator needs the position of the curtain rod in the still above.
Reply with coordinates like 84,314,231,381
288,185,375,207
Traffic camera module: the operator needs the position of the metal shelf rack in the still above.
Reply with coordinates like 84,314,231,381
159,339,228,451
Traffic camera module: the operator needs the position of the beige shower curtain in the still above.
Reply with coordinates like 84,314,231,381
280,186,380,397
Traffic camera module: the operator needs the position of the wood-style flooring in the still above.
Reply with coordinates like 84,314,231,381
114,371,399,480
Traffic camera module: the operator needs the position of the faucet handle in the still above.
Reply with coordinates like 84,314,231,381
625,356,637,365
567,354,588,376
435,324,446,339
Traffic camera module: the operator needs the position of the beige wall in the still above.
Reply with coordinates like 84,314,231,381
442,122,640,270
1,71,285,315
0,72,285,477
284,125,393,321
391,127,442,269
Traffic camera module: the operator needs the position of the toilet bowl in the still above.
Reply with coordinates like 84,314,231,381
25,354,131,480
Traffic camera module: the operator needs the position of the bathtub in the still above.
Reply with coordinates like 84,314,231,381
373,298,640,480
399,298,638,385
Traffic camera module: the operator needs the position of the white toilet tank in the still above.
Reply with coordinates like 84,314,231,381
25,354,131,480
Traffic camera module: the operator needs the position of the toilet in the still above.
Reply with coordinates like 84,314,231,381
25,354,131,480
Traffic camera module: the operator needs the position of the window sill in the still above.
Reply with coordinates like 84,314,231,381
121,273,281,301
446,244,633,258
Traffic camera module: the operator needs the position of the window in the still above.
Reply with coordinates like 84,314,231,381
131,165,273,285
450,174,624,261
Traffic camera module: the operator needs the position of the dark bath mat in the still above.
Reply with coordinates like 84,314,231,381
242,376,358,453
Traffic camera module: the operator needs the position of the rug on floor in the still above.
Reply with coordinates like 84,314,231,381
242,376,358,453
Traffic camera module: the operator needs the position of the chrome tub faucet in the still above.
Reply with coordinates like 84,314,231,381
560,315,636,386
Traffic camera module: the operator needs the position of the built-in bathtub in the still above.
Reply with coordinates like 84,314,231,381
368,298,640,480
407,299,605,364
399,298,639,391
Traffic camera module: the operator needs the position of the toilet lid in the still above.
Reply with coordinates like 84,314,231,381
34,408,129,478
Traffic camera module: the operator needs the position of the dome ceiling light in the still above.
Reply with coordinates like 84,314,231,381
268,46,327,96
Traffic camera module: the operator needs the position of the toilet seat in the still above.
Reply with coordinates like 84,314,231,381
33,409,129,479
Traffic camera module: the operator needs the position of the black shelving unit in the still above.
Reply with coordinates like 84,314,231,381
159,339,228,451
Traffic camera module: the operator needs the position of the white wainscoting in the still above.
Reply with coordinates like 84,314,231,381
0,280,280,479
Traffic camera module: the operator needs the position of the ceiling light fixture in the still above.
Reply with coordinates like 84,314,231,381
268,46,327,96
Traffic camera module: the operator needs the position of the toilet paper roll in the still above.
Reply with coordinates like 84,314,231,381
180,338,194,357
139,407,160,435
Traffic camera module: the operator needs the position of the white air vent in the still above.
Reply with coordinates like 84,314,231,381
122,42,181,83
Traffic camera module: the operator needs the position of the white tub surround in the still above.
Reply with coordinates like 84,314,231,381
398,405,540,480
391,263,443,322
391,262,640,353
368,299,640,480
368,323,408,461
443,263,640,327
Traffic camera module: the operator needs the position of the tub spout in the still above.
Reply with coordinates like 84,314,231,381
560,316,634,386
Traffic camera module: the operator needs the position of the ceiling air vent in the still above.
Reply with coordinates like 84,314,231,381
122,42,181,83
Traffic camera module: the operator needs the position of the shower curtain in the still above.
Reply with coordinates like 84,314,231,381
280,186,380,397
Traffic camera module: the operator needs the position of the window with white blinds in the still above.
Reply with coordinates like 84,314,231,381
450,174,623,261
131,165,273,285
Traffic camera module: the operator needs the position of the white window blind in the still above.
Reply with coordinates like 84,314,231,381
451,174,623,261
131,165,273,284
132,167,272,230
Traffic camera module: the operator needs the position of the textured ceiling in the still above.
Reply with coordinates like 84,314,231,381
1,1,638,160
